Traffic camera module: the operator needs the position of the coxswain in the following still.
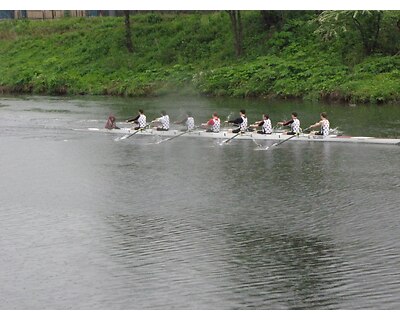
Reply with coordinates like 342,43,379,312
126,109,147,130
174,111,195,131
226,109,248,134
152,110,170,131
105,114,119,129
251,113,272,134
201,112,221,133
309,112,330,137
277,112,300,135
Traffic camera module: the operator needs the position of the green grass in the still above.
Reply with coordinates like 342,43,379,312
0,12,399,103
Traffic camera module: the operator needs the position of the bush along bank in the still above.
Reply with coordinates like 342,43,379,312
0,12,399,103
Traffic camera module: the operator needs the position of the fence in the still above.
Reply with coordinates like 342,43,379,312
0,10,118,20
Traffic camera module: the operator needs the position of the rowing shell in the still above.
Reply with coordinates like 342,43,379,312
87,127,400,146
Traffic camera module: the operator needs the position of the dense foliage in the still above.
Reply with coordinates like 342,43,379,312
0,11,399,103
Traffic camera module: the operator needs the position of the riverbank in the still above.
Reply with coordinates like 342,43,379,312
1,12,399,103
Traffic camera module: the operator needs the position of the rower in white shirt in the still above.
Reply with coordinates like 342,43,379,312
152,110,170,131
225,109,248,133
201,112,221,133
277,112,301,135
309,112,330,137
251,113,272,134
174,111,195,131
126,109,147,130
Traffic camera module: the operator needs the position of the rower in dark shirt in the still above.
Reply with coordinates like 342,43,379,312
277,112,301,135
251,114,272,134
225,109,248,134
174,111,195,131
126,109,147,130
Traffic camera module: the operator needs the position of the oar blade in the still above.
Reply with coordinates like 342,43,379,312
156,130,189,144
220,132,241,145
116,124,151,141
118,134,130,141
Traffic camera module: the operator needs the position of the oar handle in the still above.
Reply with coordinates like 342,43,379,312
166,130,189,141
124,123,151,139
156,129,191,144
223,131,241,144
224,122,254,144
273,133,298,147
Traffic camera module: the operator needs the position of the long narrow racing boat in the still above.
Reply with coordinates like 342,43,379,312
87,127,400,146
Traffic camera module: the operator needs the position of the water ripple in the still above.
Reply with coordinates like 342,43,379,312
1,97,400,309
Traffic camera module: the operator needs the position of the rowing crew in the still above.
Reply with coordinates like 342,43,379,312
105,109,330,137
124,109,170,131
276,111,330,136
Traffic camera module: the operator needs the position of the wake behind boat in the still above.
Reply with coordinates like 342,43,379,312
88,126,400,146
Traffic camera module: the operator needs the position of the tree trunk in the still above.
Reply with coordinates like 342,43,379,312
260,11,284,29
353,12,382,55
352,17,370,54
237,11,243,55
371,12,382,53
228,10,243,57
124,10,134,53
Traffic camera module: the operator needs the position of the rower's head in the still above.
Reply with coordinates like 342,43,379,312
240,109,246,116
213,112,218,118
161,110,167,116
320,112,328,119
138,109,144,114
263,114,269,120
291,112,298,119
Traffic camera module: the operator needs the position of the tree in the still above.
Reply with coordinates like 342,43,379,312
315,10,384,55
260,11,284,30
227,10,243,57
351,11,383,54
124,10,133,53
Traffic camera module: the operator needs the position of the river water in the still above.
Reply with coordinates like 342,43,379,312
0,95,399,309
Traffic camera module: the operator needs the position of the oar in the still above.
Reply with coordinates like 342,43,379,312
267,133,298,149
224,112,233,127
265,126,311,150
301,126,313,133
221,122,254,145
220,131,242,145
252,138,264,149
126,116,138,123
156,130,191,144
272,123,281,133
118,124,150,141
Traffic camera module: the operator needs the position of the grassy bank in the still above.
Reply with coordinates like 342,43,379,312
0,12,399,103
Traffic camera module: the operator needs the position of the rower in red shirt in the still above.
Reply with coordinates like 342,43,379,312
201,112,221,133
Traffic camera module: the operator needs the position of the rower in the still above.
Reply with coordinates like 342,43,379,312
225,109,248,133
277,112,300,135
126,109,147,130
309,112,330,137
251,113,272,134
105,114,119,129
201,112,221,133
152,110,170,131
174,111,195,131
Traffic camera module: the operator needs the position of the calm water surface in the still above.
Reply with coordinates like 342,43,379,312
0,95,400,309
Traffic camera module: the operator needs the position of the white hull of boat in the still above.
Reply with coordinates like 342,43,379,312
88,127,400,146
